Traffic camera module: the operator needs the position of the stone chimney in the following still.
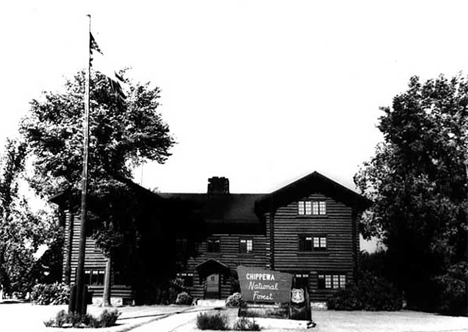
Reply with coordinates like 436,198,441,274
207,177,230,195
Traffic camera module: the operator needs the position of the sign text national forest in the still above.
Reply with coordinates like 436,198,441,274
237,266,293,303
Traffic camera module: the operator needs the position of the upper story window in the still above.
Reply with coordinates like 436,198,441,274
239,238,253,254
298,200,326,215
299,235,327,251
207,238,221,253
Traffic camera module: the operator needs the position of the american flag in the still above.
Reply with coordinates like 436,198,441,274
89,33,126,103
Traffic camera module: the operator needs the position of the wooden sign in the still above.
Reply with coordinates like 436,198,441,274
237,266,293,304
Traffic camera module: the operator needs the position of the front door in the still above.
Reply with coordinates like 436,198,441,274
205,274,220,299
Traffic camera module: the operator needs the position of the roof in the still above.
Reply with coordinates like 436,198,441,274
256,171,372,213
50,172,371,225
159,193,266,224
49,179,164,209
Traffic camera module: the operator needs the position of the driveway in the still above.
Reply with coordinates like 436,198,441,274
1,302,468,332
129,307,468,332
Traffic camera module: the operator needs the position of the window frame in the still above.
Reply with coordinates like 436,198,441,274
239,237,253,254
177,272,194,287
297,200,327,216
317,273,346,289
298,234,328,252
84,269,105,286
207,237,221,253
293,272,310,290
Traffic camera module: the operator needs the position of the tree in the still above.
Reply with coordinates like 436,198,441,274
355,75,468,314
0,139,59,297
20,70,175,305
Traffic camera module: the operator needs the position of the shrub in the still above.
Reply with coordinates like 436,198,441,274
433,264,467,315
175,291,193,305
226,292,245,307
170,277,186,292
327,272,403,311
196,312,228,330
233,317,261,331
93,310,121,328
31,282,70,305
44,309,120,328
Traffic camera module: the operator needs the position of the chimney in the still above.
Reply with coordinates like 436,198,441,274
207,177,230,195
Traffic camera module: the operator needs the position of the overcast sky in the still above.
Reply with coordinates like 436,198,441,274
2,0,468,195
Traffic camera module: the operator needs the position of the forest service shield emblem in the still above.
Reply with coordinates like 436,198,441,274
291,288,305,304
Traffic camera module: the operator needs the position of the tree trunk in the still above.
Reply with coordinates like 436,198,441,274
102,255,112,307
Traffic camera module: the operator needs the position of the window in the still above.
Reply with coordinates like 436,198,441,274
299,236,313,251
239,238,253,254
318,274,346,289
84,269,105,286
313,236,327,250
298,200,326,215
299,235,327,251
298,201,311,215
294,273,309,290
177,272,194,287
207,238,220,253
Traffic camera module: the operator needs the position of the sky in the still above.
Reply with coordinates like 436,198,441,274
2,0,468,199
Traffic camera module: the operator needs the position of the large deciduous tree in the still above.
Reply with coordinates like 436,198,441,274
355,75,468,313
0,139,59,296
20,71,175,305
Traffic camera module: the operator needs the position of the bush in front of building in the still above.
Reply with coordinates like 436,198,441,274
232,317,261,331
432,264,467,315
225,292,245,307
43,309,121,328
196,312,229,330
175,291,193,305
327,272,403,311
31,282,70,305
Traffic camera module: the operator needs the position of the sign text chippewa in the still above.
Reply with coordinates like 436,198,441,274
237,266,293,303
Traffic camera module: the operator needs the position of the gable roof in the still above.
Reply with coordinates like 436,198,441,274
159,193,265,224
255,171,372,213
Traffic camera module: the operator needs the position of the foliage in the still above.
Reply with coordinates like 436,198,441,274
432,262,468,315
327,271,403,311
170,277,186,292
20,70,175,301
20,70,175,251
94,309,121,328
20,70,175,199
175,291,193,305
225,292,245,307
0,138,60,296
44,309,120,328
35,226,64,284
233,317,261,331
196,312,229,330
31,282,70,305
354,74,468,313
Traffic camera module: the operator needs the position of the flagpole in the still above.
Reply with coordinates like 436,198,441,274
73,13,91,316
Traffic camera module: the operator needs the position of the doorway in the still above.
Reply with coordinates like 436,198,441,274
205,273,220,299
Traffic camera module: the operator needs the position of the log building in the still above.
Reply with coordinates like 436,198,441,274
53,171,371,304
